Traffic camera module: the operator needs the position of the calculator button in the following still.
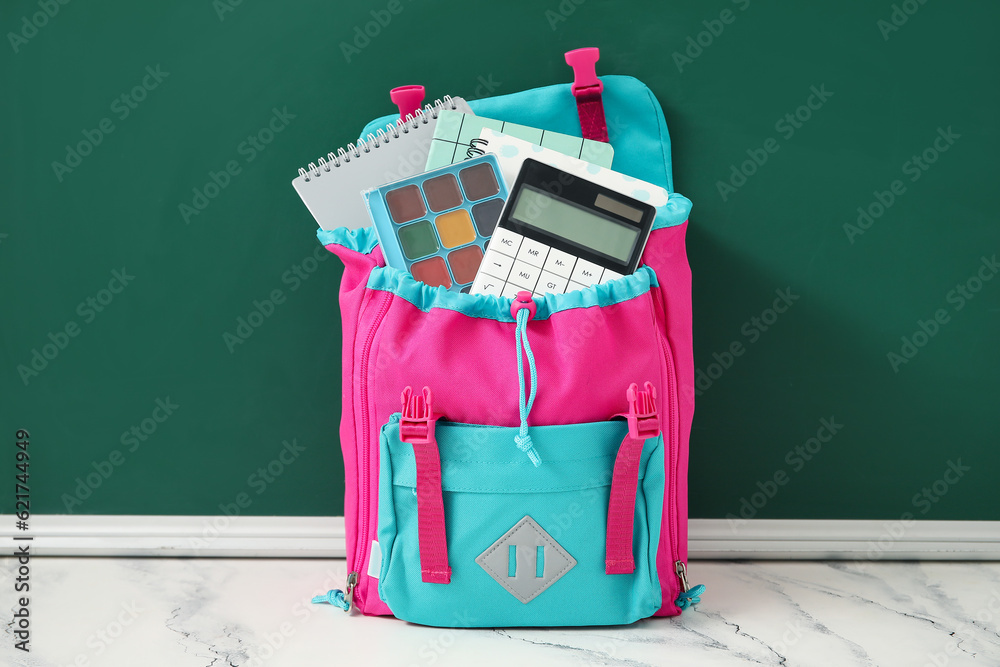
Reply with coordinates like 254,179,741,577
500,283,523,299
479,249,514,281
600,269,624,284
543,248,575,279
508,260,541,291
567,281,591,293
570,259,604,286
471,271,504,297
516,238,550,268
490,227,523,257
535,271,568,295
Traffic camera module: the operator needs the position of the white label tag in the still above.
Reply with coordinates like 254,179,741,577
367,540,382,580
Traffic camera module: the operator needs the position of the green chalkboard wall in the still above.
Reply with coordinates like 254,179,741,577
1,0,996,520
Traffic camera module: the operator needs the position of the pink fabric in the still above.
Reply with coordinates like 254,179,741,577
605,432,645,574
399,387,451,584
643,222,694,616
573,89,609,143
410,427,451,584
326,219,693,617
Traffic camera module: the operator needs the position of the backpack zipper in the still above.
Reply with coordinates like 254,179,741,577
657,314,686,604
353,289,392,607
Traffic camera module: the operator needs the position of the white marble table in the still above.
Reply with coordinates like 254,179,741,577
1,558,998,666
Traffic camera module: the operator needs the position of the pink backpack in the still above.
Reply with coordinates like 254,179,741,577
312,60,701,627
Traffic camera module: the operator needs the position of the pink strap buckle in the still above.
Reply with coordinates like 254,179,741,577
565,47,603,95
606,382,661,575
626,381,659,440
390,85,425,122
564,47,609,143
399,386,451,584
400,385,436,444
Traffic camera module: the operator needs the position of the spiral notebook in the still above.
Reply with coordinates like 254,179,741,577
292,96,473,230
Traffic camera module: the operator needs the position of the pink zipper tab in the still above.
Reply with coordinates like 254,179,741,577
399,386,452,584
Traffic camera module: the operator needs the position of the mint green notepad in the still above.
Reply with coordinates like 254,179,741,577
424,110,614,172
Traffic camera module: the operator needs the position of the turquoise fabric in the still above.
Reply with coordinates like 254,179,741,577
317,226,379,254
367,262,658,323
360,76,674,192
318,225,662,322
377,415,665,627
358,76,693,231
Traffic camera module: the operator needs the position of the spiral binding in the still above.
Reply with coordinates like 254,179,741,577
296,95,461,182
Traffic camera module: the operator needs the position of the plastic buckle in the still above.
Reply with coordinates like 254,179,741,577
390,85,425,122
564,47,603,96
625,381,659,440
510,291,537,321
400,386,436,444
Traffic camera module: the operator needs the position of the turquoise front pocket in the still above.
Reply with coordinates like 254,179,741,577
376,416,665,627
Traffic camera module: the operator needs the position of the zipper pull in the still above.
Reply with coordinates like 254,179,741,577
343,571,358,612
311,571,359,613
674,560,690,592
674,561,706,611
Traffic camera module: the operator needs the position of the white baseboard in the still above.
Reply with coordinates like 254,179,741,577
1,516,997,560
688,519,1000,560
0,515,345,558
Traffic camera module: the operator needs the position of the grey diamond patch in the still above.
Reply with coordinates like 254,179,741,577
475,515,576,604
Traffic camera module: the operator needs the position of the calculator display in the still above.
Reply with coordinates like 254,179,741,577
510,186,640,263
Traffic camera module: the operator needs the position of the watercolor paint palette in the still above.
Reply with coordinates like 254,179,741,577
363,154,508,291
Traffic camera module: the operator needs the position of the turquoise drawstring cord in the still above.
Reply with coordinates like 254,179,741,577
513,307,541,467
675,584,706,610
312,589,350,610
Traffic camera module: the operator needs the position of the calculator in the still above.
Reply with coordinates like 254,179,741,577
470,159,657,298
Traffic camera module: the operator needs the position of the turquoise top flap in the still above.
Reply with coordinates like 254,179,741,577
359,75,675,193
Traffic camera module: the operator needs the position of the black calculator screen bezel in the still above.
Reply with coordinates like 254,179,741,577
495,158,657,275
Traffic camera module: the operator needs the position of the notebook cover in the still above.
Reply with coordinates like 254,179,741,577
292,97,473,230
